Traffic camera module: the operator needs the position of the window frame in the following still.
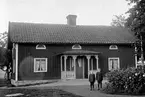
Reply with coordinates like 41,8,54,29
72,44,82,49
34,58,47,72
36,44,46,49
109,45,118,50
108,57,120,71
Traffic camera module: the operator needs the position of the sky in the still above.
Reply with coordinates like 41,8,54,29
0,0,130,33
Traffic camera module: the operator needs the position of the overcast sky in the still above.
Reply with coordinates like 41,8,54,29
0,0,130,33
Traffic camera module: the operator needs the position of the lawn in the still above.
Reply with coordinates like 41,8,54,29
0,88,83,97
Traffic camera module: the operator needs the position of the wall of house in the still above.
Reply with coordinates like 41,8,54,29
17,43,135,80
83,44,135,74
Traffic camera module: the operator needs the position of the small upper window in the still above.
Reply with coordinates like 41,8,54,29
36,44,46,49
109,45,118,50
72,44,82,49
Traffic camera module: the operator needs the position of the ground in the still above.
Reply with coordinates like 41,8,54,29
0,88,83,97
1,79,145,97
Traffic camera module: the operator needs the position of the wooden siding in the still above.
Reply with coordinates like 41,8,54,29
17,43,135,80
82,44,135,74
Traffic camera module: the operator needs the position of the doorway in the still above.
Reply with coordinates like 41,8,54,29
76,56,87,79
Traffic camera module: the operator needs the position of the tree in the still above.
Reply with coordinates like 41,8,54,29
126,0,145,65
0,32,12,82
111,14,127,27
0,32,8,67
0,31,8,48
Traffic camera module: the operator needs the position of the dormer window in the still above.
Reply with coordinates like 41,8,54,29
109,45,118,50
72,44,82,49
36,44,46,49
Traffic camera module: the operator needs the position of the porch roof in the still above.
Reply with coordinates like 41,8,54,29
61,50,100,55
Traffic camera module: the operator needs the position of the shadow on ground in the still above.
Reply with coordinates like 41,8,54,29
0,88,83,97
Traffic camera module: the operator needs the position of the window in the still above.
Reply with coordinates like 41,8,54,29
66,57,74,71
108,57,120,71
90,57,97,70
72,44,82,49
34,58,47,72
36,44,46,49
109,45,118,50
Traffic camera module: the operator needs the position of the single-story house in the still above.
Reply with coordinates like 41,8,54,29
8,15,137,85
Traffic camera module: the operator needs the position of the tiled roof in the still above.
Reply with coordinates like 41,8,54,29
9,22,136,44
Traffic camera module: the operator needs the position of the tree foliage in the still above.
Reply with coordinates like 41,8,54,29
125,0,145,61
0,32,11,69
0,32,12,81
126,0,145,37
111,14,126,27
0,32,8,66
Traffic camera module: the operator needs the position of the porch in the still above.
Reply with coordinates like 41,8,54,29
60,50,100,79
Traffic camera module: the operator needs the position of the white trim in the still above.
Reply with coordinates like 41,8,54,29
95,55,99,70
135,55,137,67
64,56,67,79
36,44,46,49
61,56,63,71
86,55,91,78
109,45,118,50
72,44,82,49
15,44,18,81
108,57,120,71
34,58,47,72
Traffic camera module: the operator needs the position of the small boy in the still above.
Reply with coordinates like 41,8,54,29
89,71,95,91
96,68,103,90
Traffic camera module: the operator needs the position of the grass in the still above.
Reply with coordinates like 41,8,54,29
0,88,83,97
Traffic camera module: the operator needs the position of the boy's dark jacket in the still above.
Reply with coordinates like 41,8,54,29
96,72,103,82
89,73,95,82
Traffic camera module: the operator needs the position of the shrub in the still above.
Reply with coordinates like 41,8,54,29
104,66,145,95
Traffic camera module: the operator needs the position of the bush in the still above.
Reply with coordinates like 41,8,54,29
103,66,145,95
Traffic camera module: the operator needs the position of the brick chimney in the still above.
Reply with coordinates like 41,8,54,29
66,15,77,26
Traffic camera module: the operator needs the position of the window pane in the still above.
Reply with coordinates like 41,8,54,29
114,59,118,69
70,58,74,71
93,58,97,70
90,59,92,70
62,57,64,71
66,58,70,71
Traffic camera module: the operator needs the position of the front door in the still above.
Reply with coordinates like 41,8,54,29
76,57,84,79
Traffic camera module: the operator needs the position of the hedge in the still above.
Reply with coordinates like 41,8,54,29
103,65,145,95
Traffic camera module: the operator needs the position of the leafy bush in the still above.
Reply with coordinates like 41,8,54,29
103,66,145,95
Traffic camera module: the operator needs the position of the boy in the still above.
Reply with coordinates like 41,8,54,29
89,71,95,91
96,68,103,90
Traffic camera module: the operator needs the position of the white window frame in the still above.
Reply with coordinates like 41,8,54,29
36,44,46,49
34,58,47,72
108,57,120,71
109,45,118,50
72,44,82,49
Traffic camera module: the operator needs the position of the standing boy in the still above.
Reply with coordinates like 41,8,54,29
89,71,95,91
96,68,103,90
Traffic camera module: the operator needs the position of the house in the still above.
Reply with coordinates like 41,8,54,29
8,15,137,85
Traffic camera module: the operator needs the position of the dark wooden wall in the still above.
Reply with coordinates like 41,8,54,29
17,43,135,80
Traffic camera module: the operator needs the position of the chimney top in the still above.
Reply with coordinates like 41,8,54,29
66,15,77,26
